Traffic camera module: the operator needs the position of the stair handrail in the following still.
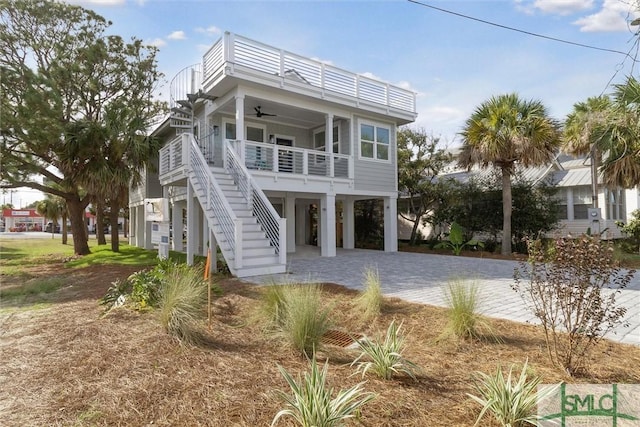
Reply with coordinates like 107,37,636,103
186,134,241,264
224,140,285,260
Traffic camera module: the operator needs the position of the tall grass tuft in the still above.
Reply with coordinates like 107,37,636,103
352,320,419,381
355,266,383,320
158,263,207,345
278,283,332,357
467,359,559,427
256,284,288,330
440,278,498,342
272,356,376,427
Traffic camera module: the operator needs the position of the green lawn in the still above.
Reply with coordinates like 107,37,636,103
0,238,160,275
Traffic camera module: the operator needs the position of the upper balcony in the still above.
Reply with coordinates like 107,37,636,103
201,32,417,123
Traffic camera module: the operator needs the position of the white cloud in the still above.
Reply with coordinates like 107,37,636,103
196,44,212,53
167,30,186,40
196,26,222,36
310,57,334,66
361,71,382,81
532,0,594,15
146,38,166,47
573,0,639,32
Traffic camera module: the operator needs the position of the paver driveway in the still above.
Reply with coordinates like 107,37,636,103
249,248,640,346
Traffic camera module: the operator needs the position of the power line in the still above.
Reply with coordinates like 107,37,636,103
407,0,638,61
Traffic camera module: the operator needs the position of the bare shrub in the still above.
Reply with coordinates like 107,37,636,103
513,236,635,375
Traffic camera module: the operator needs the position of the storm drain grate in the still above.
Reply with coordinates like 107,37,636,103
321,330,363,349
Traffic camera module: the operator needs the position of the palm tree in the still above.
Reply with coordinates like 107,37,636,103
36,196,66,239
459,93,561,255
563,96,612,208
605,78,640,188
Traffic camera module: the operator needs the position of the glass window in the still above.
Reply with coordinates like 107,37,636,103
606,188,625,220
314,126,340,153
247,126,264,142
225,123,236,140
360,123,390,160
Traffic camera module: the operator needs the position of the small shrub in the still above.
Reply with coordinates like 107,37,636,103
128,270,162,310
278,283,332,356
158,263,207,344
355,266,383,320
352,320,419,381
513,236,635,375
99,278,132,311
440,279,498,342
468,359,559,427
272,356,376,427
435,222,484,255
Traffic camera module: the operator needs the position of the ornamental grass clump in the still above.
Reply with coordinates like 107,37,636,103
440,278,498,342
467,359,559,427
355,266,383,320
272,356,376,427
256,284,288,331
278,283,332,357
158,263,207,345
352,320,419,381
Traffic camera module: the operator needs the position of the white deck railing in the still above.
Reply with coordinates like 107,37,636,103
225,141,286,263
159,135,186,176
202,32,416,113
235,140,352,179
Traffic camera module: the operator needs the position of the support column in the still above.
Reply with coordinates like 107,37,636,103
325,113,333,154
171,201,184,252
209,227,217,274
285,194,296,253
320,194,336,257
201,206,208,256
343,196,355,249
186,182,197,265
383,195,398,252
235,94,245,162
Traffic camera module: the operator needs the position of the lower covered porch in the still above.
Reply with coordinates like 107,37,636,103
165,188,398,264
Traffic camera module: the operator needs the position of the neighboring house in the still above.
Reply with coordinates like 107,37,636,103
129,32,417,277
412,152,640,241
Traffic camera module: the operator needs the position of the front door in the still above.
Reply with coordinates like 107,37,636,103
276,137,294,173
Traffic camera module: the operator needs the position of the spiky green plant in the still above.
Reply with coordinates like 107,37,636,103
355,266,383,320
272,357,376,427
352,320,419,381
158,263,207,344
279,283,332,356
467,360,559,427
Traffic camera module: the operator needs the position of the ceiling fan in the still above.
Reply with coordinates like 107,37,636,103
252,106,276,118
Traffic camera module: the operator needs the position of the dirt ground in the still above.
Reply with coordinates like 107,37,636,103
1,262,640,426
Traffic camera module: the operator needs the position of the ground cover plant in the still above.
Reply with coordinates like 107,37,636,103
2,237,640,426
272,356,376,427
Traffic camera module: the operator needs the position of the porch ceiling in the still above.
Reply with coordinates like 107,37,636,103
217,97,327,129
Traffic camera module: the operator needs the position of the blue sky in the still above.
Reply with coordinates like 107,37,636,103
10,0,640,207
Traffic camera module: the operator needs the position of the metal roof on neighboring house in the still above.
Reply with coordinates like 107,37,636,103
552,167,592,187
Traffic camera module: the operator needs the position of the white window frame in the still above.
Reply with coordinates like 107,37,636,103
357,119,391,163
221,118,267,143
313,125,340,154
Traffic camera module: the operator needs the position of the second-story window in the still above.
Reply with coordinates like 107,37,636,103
359,122,390,161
